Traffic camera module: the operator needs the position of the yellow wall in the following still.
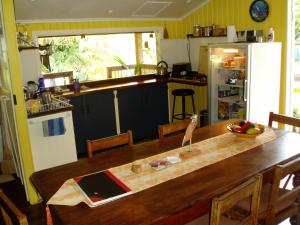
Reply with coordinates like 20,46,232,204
181,0,287,113
13,0,286,203
20,0,287,114
2,0,38,203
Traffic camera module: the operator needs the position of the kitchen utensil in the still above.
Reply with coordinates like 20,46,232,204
41,91,52,105
156,61,168,75
25,81,38,99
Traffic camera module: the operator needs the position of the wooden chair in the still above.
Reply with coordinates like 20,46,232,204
86,130,133,159
268,112,300,128
158,119,190,140
187,175,262,225
264,157,300,225
210,175,262,225
0,188,29,225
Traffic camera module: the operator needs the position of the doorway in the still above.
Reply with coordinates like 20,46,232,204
287,0,300,123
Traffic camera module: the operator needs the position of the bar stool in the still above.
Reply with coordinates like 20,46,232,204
171,88,195,122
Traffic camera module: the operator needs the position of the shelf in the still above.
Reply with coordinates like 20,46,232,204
218,83,244,88
189,34,227,38
18,46,39,51
216,67,246,71
218,96,245,105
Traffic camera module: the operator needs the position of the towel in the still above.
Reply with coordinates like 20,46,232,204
42,117,66,137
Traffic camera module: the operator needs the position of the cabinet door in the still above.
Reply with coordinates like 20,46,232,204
118,84,169,141
84,91,116,141
143,83,169,138
69,96,89,154
69,91,116,155
118,86,145,141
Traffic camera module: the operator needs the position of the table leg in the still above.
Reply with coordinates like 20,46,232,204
290,171,300,225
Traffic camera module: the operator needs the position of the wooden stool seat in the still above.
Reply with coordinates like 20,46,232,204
172,89,195,96
172,88,195,122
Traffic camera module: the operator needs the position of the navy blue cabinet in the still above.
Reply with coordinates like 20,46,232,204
70,83,168,155
118,83,169,141
69,91,116,154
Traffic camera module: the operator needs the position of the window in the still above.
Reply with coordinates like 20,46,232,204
38,32,158,86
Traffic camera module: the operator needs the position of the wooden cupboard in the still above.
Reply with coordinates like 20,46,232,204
69,91,116,154
69,82,169,154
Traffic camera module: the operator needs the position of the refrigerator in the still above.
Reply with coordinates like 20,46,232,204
208,42,282,125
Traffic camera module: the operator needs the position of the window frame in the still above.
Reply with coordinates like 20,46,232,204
31,27,163,81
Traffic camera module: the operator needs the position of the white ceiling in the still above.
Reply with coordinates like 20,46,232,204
14,0,209,23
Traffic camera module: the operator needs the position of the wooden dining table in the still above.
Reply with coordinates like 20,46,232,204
30,120,300,225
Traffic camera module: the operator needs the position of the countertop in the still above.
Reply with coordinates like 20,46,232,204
56,74,207,98
26,74,207,118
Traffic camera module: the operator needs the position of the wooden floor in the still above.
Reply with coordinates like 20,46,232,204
0,175,46,225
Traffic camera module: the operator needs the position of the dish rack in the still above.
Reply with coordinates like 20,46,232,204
26,96,72,116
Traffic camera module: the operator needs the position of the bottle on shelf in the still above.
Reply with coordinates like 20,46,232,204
267,27,275,42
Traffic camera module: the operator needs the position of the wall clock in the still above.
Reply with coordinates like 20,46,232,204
249,0,269,22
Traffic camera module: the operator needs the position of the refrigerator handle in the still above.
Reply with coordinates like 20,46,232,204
243,79,248,101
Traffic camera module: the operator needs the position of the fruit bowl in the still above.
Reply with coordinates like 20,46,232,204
227,121,265,138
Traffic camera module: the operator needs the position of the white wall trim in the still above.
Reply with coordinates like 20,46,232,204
31,26,164,43
17,17,180,24
285,0,293,115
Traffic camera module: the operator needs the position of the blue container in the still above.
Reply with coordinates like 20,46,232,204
38,77,45,92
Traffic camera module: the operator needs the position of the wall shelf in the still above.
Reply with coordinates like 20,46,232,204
18,46,39,51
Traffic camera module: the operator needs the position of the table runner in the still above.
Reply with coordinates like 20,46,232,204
47,128,276,207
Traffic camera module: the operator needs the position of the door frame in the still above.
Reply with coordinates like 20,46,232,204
286,0,295,116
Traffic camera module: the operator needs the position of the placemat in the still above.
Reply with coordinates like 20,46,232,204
47,128,276,206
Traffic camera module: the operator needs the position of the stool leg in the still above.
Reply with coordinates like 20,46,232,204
172,96,176,122
191,95,195,115
182,96,186,120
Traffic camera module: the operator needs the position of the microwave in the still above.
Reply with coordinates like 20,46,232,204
172,63,192,76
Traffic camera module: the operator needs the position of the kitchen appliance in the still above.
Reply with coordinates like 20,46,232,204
27,105,77,171
172,62,191,76
156,61,169,75
208,42,281,125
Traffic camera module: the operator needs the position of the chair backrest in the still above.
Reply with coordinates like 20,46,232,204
158,120,190,140
210,175,262,225
86,130,133,159
266,157,300,225
0,189,28,225
268,112,300,128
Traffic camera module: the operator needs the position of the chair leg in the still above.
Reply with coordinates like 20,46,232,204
172,96,176,122
182,96,186,120
191,95,195,115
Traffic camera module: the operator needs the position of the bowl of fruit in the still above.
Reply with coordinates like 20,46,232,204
227,121,265,138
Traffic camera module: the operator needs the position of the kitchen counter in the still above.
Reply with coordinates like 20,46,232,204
26,74,207,119
54,74,207,98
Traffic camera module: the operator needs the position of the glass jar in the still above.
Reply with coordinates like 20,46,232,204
193,25,202,37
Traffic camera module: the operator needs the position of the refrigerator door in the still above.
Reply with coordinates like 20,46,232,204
208,44,248,124
247,43,281,124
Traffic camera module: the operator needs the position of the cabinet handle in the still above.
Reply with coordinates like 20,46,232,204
86,105,90,114
243,79,248,102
